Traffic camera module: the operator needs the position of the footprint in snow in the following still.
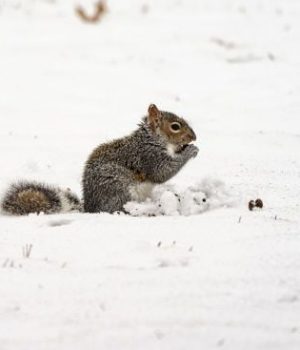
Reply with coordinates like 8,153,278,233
47,219,72,227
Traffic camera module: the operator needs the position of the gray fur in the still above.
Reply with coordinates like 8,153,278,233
83,113,198,213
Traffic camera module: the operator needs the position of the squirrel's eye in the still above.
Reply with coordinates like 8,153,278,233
170,122,181,132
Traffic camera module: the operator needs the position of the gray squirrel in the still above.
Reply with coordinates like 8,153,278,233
1,104,198,215
82,104,198,213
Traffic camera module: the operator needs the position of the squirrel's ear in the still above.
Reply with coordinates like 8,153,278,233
147,104,162,129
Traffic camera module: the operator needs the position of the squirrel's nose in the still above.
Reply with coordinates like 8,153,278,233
189,129,197,141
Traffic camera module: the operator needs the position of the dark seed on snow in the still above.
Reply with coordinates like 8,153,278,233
248,200,255,211
255,198,263,208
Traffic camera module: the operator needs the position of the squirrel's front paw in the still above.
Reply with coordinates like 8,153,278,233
184,144,199,158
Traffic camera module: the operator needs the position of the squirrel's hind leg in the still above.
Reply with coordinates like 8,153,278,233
83,163,135,214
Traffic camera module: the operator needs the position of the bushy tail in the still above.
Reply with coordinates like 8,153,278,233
1,181,82,216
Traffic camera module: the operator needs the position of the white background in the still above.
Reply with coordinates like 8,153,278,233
0,1,300,349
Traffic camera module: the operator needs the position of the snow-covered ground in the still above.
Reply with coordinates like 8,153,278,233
0,0,300,349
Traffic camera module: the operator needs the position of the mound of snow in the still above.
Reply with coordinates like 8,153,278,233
124,178,238,217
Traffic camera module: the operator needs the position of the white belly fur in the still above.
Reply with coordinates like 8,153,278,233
129,182,154,202
166,143,177,158
57,191,73,213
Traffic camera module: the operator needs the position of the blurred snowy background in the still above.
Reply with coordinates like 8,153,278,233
0,0,300,349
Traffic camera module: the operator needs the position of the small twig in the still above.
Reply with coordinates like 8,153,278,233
75,1,107,24
2,258,9,268
61,262,67,269
22,244,33,258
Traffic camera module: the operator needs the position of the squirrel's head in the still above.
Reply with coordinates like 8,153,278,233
147,104,196,146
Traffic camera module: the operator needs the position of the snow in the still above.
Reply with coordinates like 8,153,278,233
0,0,300,349
124,179,237,216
